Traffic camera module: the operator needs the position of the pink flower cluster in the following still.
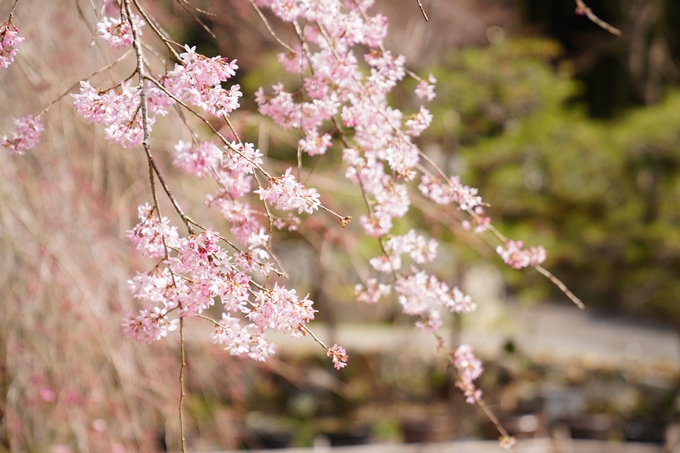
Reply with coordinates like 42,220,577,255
173,140,222,178
496,240,547,269
123,204,320,361
254,1,430,240
326,344,348,370
1,115,43,155
395,269,475,319
71,79,171,148
354,278,391,304
0,21,24,68
165,45,242,118
453,344,484,404
96,14,145,49
418,174,483,211
71,43,240,147
255,168,321,215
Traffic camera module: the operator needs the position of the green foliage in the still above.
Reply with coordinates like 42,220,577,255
425,39,680,324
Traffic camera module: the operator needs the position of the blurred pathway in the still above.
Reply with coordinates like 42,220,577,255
269,302,680,371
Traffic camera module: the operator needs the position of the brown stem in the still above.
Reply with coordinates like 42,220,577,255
178,317,187,453
575,0,622,36
416,0,428,21
534,264,585,310
37,50,134,119
131,0,183,61
124,2,187,451
248,0,295,53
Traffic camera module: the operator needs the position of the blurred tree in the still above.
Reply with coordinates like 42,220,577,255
423,39,680,327
521,0,680,115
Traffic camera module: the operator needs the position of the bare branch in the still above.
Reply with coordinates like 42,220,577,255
248,0,295,53
416,0,428,21
575,0,622,36
176,0,216,39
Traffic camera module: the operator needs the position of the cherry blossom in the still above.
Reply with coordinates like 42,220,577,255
254,168,321,214
453,344,484,404
327,344,349,370
165,45,241,118
0,20,24,69
96,14,145,49
126,203,179,259
415,74,437,101
1,115,43,154
497,240,547,269
355,278,391,304
173,140,221,178
122,306,179,343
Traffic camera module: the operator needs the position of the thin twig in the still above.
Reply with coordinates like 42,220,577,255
177,0,216,16
131,0,183,61
124,3,187,451
300,325,329,350
534,264,585,310
416,0,428,21
37,50,134,119
178,317,187,452
433,333,512,442
575,0,622,36
248,0,295,53
8,0,20,20
176,0,216,39
143,75,273,179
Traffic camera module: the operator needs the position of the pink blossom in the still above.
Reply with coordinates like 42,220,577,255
173,140,221,178
96,14,145,49
1,115,43,154
418,175,483,210
369,253,401,273
222,141,263,176
453,344,484,404
254,168,321,214
395,269,450,315
122,306,179,343
165,45,241,118
248,283,316,333
405,106,433,137
126,203,179,258
72,80,171,148
0,21,24,68
355,278,391,303
359,212,393,237
415,74,437,101
386,229,438,264
299,131,333,156
496,240,547,269
277,46,308,74
415,309,442,333
327,344,348,370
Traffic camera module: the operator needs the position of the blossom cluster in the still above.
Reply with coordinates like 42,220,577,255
496,240,547,269
452,344,484,404
123,204,320,362
0,20,24,69
326,344,349,370
1,115,43,155
71,79,171,148
71,41,240,148
255,168,321,215
96,14,145,49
